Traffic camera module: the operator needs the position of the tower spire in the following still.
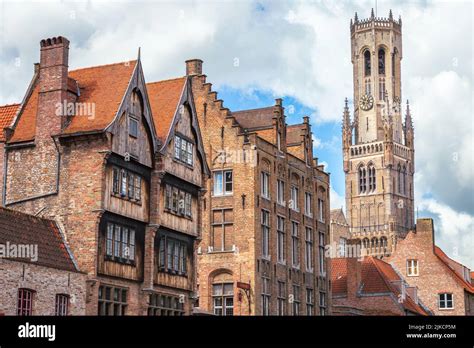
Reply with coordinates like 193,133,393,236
371,8,375,19
389,9,393,21
405,100,413,129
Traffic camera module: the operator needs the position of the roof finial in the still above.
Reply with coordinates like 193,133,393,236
138,47,141,61
371,8,375,19
399,15,402,25
354,12,358,22
389,9,393,20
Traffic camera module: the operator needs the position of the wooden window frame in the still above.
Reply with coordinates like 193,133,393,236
55,294,69,316
17,288,34,316
98,285,128,316
105,222,136,264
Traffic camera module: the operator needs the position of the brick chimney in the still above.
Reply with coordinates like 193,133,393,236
37,36,70,139
347,257,362,300
415,218,435,249
185,59,203,76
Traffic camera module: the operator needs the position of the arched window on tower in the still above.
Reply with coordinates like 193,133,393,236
363,238,370,250
364,50,371,77
378,48,385,75
402,165,407,195
358,165,367,194
368,164,376,192
397,164,402,194
380,237,388,255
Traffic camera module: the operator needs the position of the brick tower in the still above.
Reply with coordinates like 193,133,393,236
342,9,415,256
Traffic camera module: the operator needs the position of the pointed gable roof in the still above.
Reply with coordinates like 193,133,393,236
8,60,137,143
0,104,20,141
434,246,474,294
0,206,78,272
146,77,187,143
331,257,429,315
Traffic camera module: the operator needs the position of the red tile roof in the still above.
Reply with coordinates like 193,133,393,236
146,77,186,143
434,246,474,294
0,104,20,141
0,207,78,272
8,61,137,143
331,257,429,315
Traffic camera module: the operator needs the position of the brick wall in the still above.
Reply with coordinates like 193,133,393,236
388,219,469,315
0,259,86,315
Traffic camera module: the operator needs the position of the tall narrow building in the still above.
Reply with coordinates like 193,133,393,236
343,10,415,256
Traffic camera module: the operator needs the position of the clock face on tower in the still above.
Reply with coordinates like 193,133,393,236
359,94,374,111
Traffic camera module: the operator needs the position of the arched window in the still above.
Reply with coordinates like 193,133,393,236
358,166,367,193
364,50,371,76
211,272,234,316
402,165,407,195
380,237,388,254
363,238,370,249
378,48,385,75
397,164,402,193
371,238,379,254
368,164,376,192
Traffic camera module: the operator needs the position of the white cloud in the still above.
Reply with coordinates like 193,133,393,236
0,0,471,267
330,187,346,212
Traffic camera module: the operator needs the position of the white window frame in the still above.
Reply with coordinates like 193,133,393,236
277,216,285,264
304,192,313,217
406,259,419,276
213,170,233,196
290,186,299,212
291,221,299,268
305,227,313,272
261,171,270,200
277,180,285,206
439,293,454,310
261,210,270,259
318,199,325,223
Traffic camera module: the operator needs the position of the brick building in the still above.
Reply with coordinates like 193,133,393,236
0,207,86,315
0,36,208,315
173,60,331,315
387,219,474,315
331,256,429,315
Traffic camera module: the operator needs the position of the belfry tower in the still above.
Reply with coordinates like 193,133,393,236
342,9,415,256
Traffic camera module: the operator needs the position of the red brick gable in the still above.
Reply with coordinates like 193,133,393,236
8,61,137,143
286,124,305,145
146,77,186,143
0,104,20,141
434,246,474,294
331,256,428,315
0,207,78,272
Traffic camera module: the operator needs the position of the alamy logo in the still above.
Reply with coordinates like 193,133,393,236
0,242,38,262
18,323,56,341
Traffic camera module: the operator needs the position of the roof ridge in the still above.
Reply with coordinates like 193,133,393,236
0,206,55,224
0,103,21,108
147,76,186,85
232,105,274,114
69,60,137,73
434,246,474,293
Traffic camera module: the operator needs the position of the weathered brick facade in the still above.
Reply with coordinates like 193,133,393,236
1,36,207,316
188,61,331,315
387,219,474,315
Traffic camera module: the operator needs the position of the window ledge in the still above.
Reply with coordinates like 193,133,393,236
211,194,233,198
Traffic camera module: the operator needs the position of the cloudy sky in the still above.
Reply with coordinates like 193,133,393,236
0,0,472,268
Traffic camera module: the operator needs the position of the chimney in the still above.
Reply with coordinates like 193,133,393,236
415,218,435,249
185,59,203,76
347,257,362,300
37,36,70,139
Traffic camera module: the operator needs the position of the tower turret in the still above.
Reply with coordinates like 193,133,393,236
344,10,415,257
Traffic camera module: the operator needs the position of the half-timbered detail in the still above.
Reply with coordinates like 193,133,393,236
0,36,206,315
144,76,209,315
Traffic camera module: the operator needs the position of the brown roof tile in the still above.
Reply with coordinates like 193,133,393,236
9,61,137,143
330,257,429,315
0,104,20,141
146,77,186,143
231,106,275,130
0,207,78,272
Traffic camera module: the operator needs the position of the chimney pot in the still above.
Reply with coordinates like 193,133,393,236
185,59,203,76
